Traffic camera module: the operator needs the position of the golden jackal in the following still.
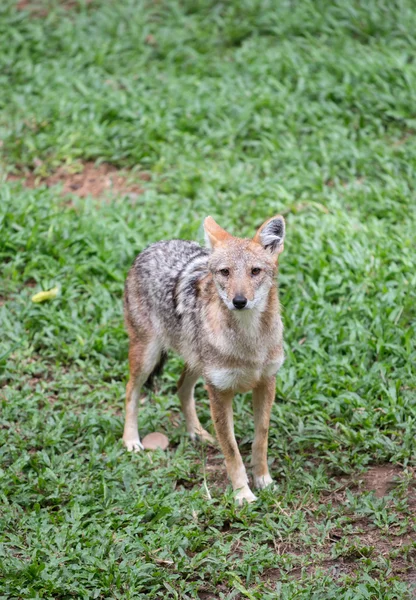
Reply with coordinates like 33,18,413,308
123,216,285,504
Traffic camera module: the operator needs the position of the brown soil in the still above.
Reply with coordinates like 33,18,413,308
204,445,229,491
7,162,149,199
16,0,43,12
199,458,416,588
24,278,37,287
362,464,403,498
16,0,94,17
326,464,413,508
261,519,416,586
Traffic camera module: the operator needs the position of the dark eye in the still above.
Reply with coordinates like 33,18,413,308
251,267,261,276
219,268,230,277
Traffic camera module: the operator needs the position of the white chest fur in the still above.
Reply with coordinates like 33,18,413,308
206,354,284,391
203,304,284,391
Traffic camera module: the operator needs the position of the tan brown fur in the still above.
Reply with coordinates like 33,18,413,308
123,215,286,504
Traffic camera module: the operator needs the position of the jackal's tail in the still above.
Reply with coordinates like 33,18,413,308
143,351,168,390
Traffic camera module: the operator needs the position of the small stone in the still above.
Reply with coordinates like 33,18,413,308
141,432,169,451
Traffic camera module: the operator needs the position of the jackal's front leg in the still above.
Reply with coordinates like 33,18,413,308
207,385,257,504
251,376,276,489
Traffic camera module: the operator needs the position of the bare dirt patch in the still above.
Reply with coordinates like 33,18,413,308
262,526,416,585
16,0,94,17
7,162,149,200
362,464,403,498
24,278,37,288
16,0,42,14
263,465,416,586
326,464,413,506
204,445,229,492
286,558,357,581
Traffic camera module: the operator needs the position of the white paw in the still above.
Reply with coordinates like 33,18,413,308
123,438,144,452
235,486,258,505
253,473,274,490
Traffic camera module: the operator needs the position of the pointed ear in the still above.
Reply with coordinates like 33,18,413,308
203,216,232,249
253,215,285,256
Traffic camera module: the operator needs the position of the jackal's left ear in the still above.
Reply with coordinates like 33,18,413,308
254,215,285,256
204,216,233,249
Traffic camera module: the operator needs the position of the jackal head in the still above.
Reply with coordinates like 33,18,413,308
204,215,285,311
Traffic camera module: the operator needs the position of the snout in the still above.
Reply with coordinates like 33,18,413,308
232,295,247,310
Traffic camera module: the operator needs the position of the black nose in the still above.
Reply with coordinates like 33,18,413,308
232,295,247,309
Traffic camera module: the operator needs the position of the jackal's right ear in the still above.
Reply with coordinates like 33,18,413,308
253,215,285,256
204,216,232,249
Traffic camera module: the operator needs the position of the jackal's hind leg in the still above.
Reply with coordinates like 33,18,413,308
177,367,215,444
123,334,162,452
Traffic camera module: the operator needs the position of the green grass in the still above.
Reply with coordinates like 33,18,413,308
1,0,416,597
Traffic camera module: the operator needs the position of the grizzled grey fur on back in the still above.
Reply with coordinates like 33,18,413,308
124,240,210,370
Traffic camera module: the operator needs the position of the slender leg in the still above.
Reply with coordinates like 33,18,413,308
252,376,276,489
122,334,162,452
207,384,257,504
177,367,215,444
